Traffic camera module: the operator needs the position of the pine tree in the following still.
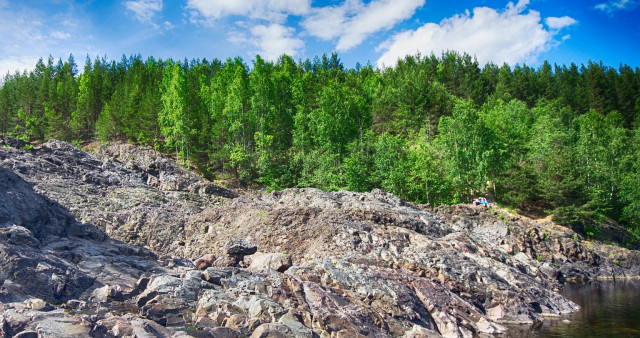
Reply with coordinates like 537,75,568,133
159,60,190,164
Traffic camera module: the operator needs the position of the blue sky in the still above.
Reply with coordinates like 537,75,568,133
1,0,639,75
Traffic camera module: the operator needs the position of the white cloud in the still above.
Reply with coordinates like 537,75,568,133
242,24,304,61
187,0,309,60
545,16,577,30
0,57,40,77
124,0,162,24
376,0,575,68
51,31,71,40
303,0,424,51
163,21,175,30
0,5,46,75
187,0,311,23
0,2,94,76
595,0,638,13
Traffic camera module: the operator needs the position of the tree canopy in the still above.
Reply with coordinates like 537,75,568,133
2,52,640,234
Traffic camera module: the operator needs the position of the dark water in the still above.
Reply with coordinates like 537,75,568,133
510,280,640,337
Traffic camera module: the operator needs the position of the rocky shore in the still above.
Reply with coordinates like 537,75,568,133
1,138,639,337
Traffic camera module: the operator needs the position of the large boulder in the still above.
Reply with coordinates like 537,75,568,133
245,252,292,272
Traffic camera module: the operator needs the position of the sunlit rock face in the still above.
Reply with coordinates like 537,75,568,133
1,138,638,337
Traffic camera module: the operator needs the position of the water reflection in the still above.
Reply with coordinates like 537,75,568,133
508,280,640,337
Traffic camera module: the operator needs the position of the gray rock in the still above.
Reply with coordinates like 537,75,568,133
24,298,54,311
2,140,639,338
94,315,175,337
0,165,162,303
195,254,217,270
198,289,231,312
0,136,27,149
278,313,314,338
14,331,39,338
402,325,441,338
202,267,233,285
250,323,294,338
32,310,93,337
209,326,241,338
225,239,258,257
246,252,292,272
0,226,39,248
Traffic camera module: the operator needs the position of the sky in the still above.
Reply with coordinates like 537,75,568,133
1,0,639,76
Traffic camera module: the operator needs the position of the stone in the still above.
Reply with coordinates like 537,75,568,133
198,289,231,312
0,226,39,248
224,314,262,335
32,310,93,337
95,316,175,337
2,139,639,338
202,267,233,285
140,295,189,326
246,296,285,321
225,239,258,257
91,285,122,303
250,323,294,338
277,313,314,338
24,298,54,312
214,255,240,267
195,254,217,269
135,276,151,293
402,325,440,338
209,326,241,338
246,252,292,272
195,314,218,328
63,299,86,310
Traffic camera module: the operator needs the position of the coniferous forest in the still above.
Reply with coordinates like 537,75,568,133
2,52,640,234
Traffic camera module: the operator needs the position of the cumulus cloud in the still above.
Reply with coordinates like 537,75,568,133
248,24,305,60
376,0,576,68
163,21,175,30
124,0,162,24
0,4,46,75
187,0,311,23
187,0,309,60
545,16,577,30
0,2,94,76
595,0,638,13
303,0,424,51
50,31,71,40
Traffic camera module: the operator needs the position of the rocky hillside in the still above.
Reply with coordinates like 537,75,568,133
1,138,639,337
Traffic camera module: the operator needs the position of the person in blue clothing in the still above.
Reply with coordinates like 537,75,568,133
473,197,490,206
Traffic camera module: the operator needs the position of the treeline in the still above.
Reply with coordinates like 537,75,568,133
1,52,640,233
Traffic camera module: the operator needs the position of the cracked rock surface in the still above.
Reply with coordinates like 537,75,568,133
1,137,639,337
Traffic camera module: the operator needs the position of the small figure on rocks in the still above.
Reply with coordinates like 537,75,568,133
473,197,489,207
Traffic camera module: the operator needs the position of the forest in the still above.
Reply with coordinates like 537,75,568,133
1,52,640,235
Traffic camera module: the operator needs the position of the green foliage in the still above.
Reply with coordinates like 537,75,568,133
1,52,640,233
373,133,408,196
526,101,580,207
551,203,602,236
619,128,640,232
583,223,601,238
343,131,375,193
436,99,494,202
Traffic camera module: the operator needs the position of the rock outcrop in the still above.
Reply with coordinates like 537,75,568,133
0,165,161,304
0,139,233,257
1,137,639,337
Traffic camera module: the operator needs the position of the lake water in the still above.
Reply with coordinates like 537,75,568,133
508,280,640,337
